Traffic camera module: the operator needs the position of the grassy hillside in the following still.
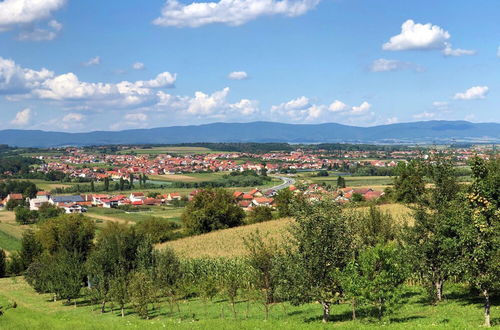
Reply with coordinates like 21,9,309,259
161,204,411,258
0,277,495,329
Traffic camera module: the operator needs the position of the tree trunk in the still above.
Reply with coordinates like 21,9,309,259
483,289,491,327
351,299,356,320
321,301,330,323
121,306,124,318
101,300,106,313
435,281,443,302
265,303,269,321
378,298,383,320
231,300,237,319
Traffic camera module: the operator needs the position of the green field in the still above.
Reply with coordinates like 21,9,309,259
148,172,226,183
86,206,184,224
0,277,496,329
300,173,394,189
117,146,216,155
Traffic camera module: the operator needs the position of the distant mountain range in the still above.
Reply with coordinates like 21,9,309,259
1,121,499,147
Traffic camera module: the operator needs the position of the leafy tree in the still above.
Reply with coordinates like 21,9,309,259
274,199,354,323
104,177,110,191
244,231,277,320
218,258,249,319
6,198,23,211
182,188,245,235
393,160,426,203
86,223,140,313
6,253,23,276
337,176,346,188
109,264,130,318
129,271,155,319
357,244,407,319
36,214,95,257
463,157,500,327
135,218,181,243
153,248,182,314
14,206,38,224
316,170,329,177
0,249,6,278
351,206,398,249
351,193,365,203
246,206,273,224
340,259,365,320
19,230,43,270
405,159,464,303
274,188,294,218
129,174,134,188
51,251,85,304
37,203,64,220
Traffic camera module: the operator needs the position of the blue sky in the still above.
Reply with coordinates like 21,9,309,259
1,0,499,132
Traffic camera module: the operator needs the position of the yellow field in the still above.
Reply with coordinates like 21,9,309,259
160,203,412,258
160,217,294,258
0,211,27,239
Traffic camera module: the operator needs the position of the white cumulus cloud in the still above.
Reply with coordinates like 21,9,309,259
0,0,66,31
124,113,148,121
453,86,489,100
82,56,101,67
228,71,248,80
271,97,373,122
0,57,54,94
153,0,321,28
132,62,145,70
0,57,177,110
11,108,32,125
413,111,436,119
17,19,62,41
328,100,348,112
370,58,423,72
62,112,84,122
383,19,474,56
351,101,371,114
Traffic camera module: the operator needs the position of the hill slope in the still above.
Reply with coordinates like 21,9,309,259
1,120,499,147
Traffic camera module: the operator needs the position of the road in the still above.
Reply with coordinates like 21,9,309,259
265,175,296,193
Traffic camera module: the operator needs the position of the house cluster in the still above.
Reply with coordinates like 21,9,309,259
232,188,275,210
24,190,186,213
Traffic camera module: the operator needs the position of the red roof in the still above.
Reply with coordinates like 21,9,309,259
238,200,252,208
253,197,273,204
36,191,49,196
233,191,244,198
9,193,23,200
242,194,253,200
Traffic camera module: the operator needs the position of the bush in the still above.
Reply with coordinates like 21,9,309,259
135,218,181,243
246,206,273,224
182,188,245,235
14,206,38,225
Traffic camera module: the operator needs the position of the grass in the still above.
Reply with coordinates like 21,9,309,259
86,206,184,224
148,172,225,183
0,277,497,329
0,230,21,253
161,204,412,259
303,174,394,189
0,211,25,253
11,179,74,191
